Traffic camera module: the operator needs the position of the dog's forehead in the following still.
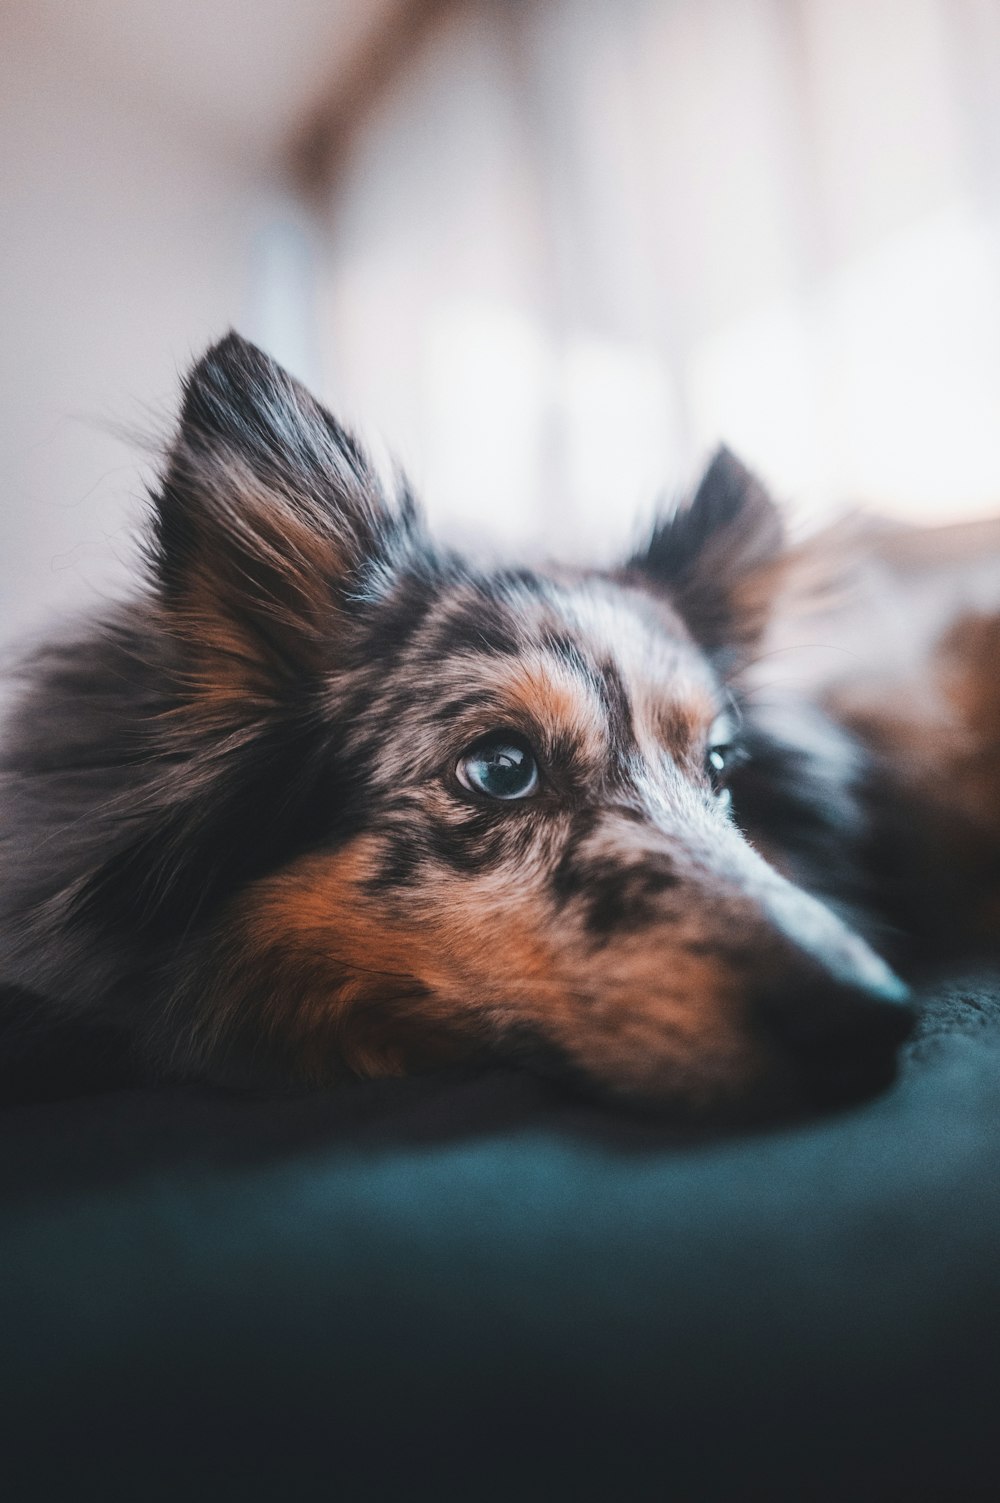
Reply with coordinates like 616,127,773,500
552,576,697,677
399,570,722,755
542,576,721,743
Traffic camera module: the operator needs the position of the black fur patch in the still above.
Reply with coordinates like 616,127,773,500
578,858,681,940
0,333,908,1104
628,446,783,655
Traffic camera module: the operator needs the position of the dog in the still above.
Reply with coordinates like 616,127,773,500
0,333,937,1118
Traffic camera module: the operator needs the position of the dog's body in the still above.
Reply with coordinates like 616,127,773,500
4,334,993,1118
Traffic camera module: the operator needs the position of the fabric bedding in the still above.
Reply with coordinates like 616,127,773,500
2,974,999,1501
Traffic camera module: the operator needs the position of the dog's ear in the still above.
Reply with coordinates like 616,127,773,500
627,447,784,660
152,333,419,692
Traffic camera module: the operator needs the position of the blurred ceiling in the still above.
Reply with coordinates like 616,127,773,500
6,0,410,162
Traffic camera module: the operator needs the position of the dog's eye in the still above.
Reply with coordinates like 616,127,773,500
457,732,539,801
706,712,742,800
706,743,733,797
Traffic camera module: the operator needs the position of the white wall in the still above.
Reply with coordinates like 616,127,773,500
318,0,1000,565
0,30,282,648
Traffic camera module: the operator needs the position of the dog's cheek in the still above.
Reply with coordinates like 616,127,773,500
544,942,771,1108
382,858,777,1108
161,835,775,1108
160,839,523,1085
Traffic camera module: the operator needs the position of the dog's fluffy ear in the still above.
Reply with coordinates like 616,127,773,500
152,332,418,689
628,447,784,659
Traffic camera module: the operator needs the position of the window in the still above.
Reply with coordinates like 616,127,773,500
301,0,1000,554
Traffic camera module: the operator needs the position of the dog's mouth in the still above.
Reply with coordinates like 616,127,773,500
493,1009,913,1127
700,1031,912,1128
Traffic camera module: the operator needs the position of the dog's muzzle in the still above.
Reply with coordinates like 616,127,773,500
746,874,915,1103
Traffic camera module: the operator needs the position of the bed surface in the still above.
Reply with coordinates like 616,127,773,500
3,973,1000,1501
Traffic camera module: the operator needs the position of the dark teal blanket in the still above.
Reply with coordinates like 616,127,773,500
3,976,1000,1501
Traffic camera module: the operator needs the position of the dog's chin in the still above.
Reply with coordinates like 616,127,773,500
632,1049,906,1132
497,1027,908,1131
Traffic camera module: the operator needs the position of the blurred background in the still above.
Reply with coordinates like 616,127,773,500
3,0,1000,646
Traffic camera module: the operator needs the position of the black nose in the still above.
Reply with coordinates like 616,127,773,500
760,971,915,1054
756,965,915,1102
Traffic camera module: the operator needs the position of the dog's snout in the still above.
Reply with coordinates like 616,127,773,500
753,950,915,1107
747,874,916,1091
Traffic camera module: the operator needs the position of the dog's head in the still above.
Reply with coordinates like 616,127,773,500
134,334,912,1116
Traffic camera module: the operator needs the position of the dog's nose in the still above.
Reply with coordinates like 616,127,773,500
745,875,916,1097
754,959,915,1106
758,968,915,1058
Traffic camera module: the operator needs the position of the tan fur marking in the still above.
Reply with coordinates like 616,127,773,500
166,468,350,714
188,817,794,1104
206,839,572,1082
498,656,606,759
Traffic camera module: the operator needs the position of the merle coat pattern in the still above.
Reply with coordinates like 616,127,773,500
0,335,917,1116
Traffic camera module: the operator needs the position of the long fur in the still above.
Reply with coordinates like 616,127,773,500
0,334,946,1116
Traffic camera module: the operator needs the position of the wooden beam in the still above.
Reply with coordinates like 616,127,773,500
288,0,466,203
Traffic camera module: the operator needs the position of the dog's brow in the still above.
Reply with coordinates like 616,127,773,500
504,654,605,736
654,690,722,757
427,689,509,725
595,659,639,761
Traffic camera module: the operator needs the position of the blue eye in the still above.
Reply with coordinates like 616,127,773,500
457,732,539,801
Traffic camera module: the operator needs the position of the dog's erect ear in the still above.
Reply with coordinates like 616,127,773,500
152,333,419,690
627,447,784,659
